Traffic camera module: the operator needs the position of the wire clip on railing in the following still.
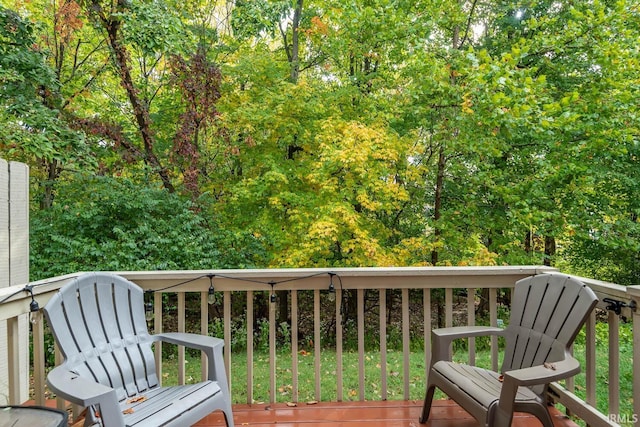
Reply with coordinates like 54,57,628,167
603,297,636,321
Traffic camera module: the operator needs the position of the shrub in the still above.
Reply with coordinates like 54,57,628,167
30,174,266,279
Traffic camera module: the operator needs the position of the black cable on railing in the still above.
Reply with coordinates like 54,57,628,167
0,287,28,305
150,274,212,292
141,271,344,319
0,284,42,324
145,271,336,292
332,272,346,324
207,275,216,305
1,270,345,328
0,276,73,306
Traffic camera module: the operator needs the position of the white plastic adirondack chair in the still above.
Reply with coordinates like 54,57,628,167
43,273,234,427
420,273,597,427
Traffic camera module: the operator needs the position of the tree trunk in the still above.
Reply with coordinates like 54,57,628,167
524,230,532,254
289,0,303,83
275,0,304,326
477,288,490,318
39,159,60,210
431,21,462,265
277,290,289,326
96,0,174,193
544,235,555,266
431,146,446,265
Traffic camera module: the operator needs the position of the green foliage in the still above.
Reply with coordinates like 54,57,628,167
1,0,637,280
30,175,266,280
0,7,55,98
230,0,292,41
208,315,250,353
0,7,87,164
122,1,187,55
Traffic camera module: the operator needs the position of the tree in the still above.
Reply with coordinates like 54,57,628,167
465,1,640,281
169,49,223,198
2,0,638,286
0,6,91,208
79,0,177,192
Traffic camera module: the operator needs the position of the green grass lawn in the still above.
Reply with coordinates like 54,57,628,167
232,349,433,403
162,327,634,426
163,348,431,403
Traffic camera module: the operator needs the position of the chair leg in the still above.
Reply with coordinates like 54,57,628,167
419,384,437,423
222,398,235,427
83,406,99,427
528,404,553,427
223,410,235,427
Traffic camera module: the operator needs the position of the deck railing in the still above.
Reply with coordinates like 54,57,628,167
1,267,638,427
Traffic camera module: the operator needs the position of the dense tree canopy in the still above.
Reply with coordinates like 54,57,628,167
1,0,638,285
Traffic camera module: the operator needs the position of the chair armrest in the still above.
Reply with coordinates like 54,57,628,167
154,333,228,385
155,332,223,352
503,353,581,387
432,326,504,365
433,325,504,340
47,365,124,426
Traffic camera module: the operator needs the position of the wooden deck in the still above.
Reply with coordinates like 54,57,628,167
194,399,579,427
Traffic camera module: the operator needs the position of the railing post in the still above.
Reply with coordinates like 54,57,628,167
608,310,620,417
628,285,640,427
357,288,365,400
269,290,277,403
31,312,46,406
467,287,476,366
335,288,343,402
423,289,432,377
200,291,208,381
177,292,186,385
489,288,499,372
291,290,300,402
585,309,597,406
313,289,321,401
224,291,232,394
246,290,254,404
153,292,163,385
7,317,20,403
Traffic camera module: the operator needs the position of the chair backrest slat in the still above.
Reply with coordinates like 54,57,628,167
128,285,158,390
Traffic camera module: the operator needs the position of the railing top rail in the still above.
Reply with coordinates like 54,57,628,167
10,266,638,320
567,274,637,317
1,266,557,321
0,273,79,321
3,264,633,322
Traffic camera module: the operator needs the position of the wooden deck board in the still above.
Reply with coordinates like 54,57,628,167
194,399,579,427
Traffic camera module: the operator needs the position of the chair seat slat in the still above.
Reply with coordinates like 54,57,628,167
434,362,540,408
122,382,221,427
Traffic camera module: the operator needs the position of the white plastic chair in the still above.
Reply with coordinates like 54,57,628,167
44,272,234,427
